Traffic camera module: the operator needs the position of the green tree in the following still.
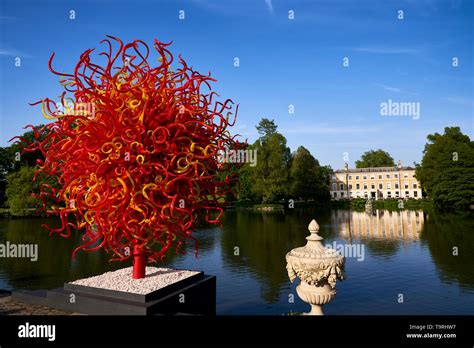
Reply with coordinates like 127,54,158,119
250,119,291,203
255,118,277,140
6,166,42,216
415,127,474,210
289,146,329,202
355,149,395,168
0,125,47,207
0,147,11,207
7,125,47,169
237,153,256,201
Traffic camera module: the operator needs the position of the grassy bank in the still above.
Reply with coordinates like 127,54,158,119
0,208,41,218
0,198,435,219
252,204,285,212
330,198,433,211
228,199,331,212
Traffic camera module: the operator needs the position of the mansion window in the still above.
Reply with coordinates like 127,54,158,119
363,183,368,190
363,176,367,180
413,183,417,189
404,174,408,178
387,183,391,189
333,192,337,198
341,192,344,197
349,184,353,189
386,174,391,179
394,174,398,178
332,183,336,190
371,183,375,189
404,182,409,189
378,183,383,189
394,183,399,189
395,191,399,197
340,184,344,190
364,192,368,198
356,184,360,189
356,176,360,180
387,191,392,198
378,175,382,179
405,191,410,197
414,191,418,197
370,175,374,180
349,175,352,180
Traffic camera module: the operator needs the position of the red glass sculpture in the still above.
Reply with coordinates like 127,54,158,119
16,36,241,279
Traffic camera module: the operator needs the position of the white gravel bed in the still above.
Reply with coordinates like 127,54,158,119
68,267,200,295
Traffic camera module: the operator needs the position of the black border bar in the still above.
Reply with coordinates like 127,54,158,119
0,315,472,346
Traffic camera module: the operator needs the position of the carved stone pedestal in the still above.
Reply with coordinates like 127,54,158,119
296,281,335,315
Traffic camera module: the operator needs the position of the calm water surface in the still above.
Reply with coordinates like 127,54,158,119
0,209,473,315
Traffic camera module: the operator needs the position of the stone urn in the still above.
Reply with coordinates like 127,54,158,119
286,219,345,315
365,198,373,214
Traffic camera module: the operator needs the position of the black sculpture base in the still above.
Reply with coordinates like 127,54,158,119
12,270,216,315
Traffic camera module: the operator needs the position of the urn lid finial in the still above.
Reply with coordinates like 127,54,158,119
308,219,319,232
307,219,323,242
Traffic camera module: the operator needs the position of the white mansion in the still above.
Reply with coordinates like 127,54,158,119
330,161,422,200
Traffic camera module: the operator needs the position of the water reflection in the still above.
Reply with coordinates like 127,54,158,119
219,211,314,303
330,209,474,292
0,208,473,314
420,212,474,292
331,209,424,241
331,210,426,259
0,218,182,290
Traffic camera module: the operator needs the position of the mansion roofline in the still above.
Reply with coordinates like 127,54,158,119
333,166,415,174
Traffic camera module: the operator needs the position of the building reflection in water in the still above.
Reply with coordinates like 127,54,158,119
331,210,425,242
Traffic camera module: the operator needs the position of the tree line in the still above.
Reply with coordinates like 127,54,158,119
0,121,472,215
233,118,331,204
0,125,59,215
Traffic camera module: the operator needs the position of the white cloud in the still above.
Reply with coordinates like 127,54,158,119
376,83,402,93
265,0,273,13
282,125,380,135
354,47,419,54
0,48,31,58
444,96,474,106
0,49,17,57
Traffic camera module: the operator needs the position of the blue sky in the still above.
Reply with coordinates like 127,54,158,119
0,0,472,169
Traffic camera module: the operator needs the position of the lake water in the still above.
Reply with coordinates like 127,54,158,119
0,209,473,315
